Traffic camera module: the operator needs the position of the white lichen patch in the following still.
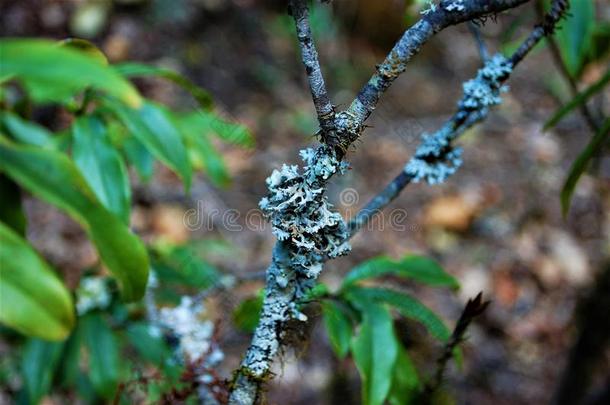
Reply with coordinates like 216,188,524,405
405,54,512,184
76,276,111,315
158,297,224,366
444,0,465,12
260,146,351,279
420,1,438,15
460,54,512,112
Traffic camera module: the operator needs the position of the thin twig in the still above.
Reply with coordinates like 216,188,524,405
345,0,532,127
289,0,336,138
468,21,489,62
349,0,570,235
423,293,490,398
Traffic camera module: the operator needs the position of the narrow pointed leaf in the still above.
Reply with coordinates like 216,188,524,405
322,300,353,358
544,69,610,130
0,137,149,300
20,339,65,404
555,0,595,77
179,110,254,148
104,99,191,190
388,345,420,405
342,255,458,290
81,313,120,399
0,111,53,147
0,222,74,340
346,286,451,342
72,115,131,223
114,62,213,110
561,117,610,216
351,302,398,405
0,39,141,106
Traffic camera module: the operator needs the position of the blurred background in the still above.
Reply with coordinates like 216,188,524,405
1,0,609,404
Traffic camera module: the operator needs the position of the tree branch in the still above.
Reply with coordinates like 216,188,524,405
227,1,561,404
345,0,532,128
289,0,336,138
349,0,570,235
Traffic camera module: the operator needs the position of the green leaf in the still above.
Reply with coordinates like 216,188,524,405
0,137,149,301
350,302,399,405
0,111,53,147
179,110,254,148
185,129,231,187
57,328,82,388
72,115,131,223
126,323,171,366
81,313,120,399
104,99,192,190
561,117,610,216
20,339,65,404
346,286,450,342
0,222,74,340
555,0,595,78
123,136,154,181
322,300,353,358
342,255,459,290
0,39,141,107
544,69,610,130
388,345,420,405
232,293,263,333
0,174,26,235
114,62,213,110
152,243,220,289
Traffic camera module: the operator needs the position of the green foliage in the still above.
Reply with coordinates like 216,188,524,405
351,302,398,405
322,300,353,358
20,339,65,404
388,345,420,405
80,313,121,399
543,1,609,216
0,174,26,235
0,39,141,107
72,115,132,223
0,137,149,301
342,255,459,290
152,241,221,292
317,254,462,405
0,38,253,339
233,291,264,333
554,0,595,78
544,68,610,130
560,117,610,216
114,62,214,110
0,222,74,341
346,286,451,342
103,99,193,190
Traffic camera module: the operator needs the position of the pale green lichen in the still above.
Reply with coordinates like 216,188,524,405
259,146,351,279
405,54,512,184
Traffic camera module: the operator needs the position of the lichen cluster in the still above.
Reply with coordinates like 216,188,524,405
405,54,512,184
459,54,512,113
444,0,466,12
75,276,111,315
259,146,351,279
158,296,224,367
